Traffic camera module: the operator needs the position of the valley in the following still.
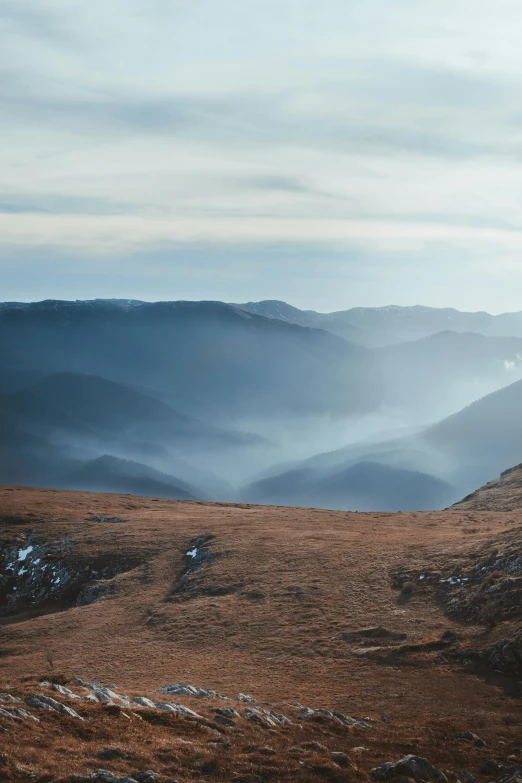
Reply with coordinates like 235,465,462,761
2,299,522,511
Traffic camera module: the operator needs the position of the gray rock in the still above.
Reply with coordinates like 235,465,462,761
213,714,234,727
332,710,357,726
213,707,240,719
93,687,130,706
301,741,328,751
269,709,292,725
96,748,131,761
331,751,352,767
157,683,219,699
13,708,40,721
91,772,139,783
0,693,21,703
236,692,256,703
25,693,84,720
244,709,277,727
135,773,161,783
371,755,448,782
77,580,114,607
455,731,486,747
340,626,407,643
133,697,157,709
481,760,505,775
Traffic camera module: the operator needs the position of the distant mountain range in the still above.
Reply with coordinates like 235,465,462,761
59,454,203,501
0,299,380,420
252,372,522,508
234,300,522,346
240,460,454,511
2,298,522,509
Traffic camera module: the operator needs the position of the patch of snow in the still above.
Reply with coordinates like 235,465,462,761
440,576,469,585
18,567,27,576
186,548,198,558
17,545,33,562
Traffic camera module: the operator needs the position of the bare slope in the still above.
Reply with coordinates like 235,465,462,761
453,463,522,511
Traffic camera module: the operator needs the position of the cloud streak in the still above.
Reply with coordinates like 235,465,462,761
2,0,522,309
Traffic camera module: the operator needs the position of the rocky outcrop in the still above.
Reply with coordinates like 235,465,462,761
25,693,84,720
0,534,144,615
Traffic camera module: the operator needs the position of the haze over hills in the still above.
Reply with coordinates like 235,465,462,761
240,460,454,511
2,298,522,509
235,300,522,346
59,454,204,501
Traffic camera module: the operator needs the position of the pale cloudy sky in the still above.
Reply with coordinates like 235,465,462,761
2,0,522,311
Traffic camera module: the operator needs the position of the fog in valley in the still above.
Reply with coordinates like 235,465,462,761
2,297,522,512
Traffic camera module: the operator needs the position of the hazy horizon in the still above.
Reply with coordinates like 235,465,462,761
2,295,522,318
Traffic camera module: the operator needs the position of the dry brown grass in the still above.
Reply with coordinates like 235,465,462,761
1,487,522,780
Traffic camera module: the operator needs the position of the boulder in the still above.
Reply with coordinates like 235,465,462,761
455,731,486,747
331,751,352,768
25,694,84,720
371,755,448,782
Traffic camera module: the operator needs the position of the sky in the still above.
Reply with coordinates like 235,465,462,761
2,0,522,312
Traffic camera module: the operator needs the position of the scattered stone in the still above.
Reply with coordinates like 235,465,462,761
371,755,448,781
340,627,407,643
455,731,486,747
236,693,256,703
244,709,277,727
133,697,202,719
331,751,352,767
213,707,240,719
43,683,83,700
301,741,328,752
90,772,138,783
213,714,235,727
25,694,84,720
135,773,161,783
93,688,130,706
96,748,131,761
90,516,127,523
133,697,157,710
0,693,21,703
296,706,362,727
269,709,293,725
158,683,222,699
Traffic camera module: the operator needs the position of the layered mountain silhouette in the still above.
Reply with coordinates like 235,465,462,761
58,454,204,500
0,299,381,419
236,301,522,346
3,298,522,510
241,460,454,511
270,374,522,505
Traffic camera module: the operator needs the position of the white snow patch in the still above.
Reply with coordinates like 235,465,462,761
186,548,198,558
17,545,33,562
